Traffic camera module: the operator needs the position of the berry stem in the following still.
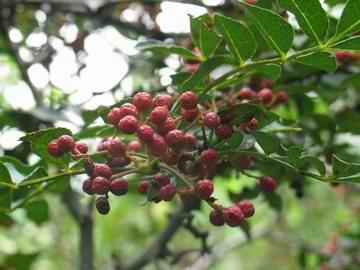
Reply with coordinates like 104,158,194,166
159,162,193,187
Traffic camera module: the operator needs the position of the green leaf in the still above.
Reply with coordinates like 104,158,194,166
197,18,222,58
295,52,337,72
252,64,282,81
0,162,12,211
279,0,328,44
214,13,256,64
264,192,283,212
21,128,72,167
136,40,198,60
254,132,281,154
245,3,294,56
25,200,49,225
0,156,35,175
179,56,232,91
332,155,360,177
336,110,360,134
333,36,360,51
300,156,326,176
74,125,113,140
3,253,39,270
336,0,360,40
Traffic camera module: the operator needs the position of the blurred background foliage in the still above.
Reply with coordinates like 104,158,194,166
0,0,359,269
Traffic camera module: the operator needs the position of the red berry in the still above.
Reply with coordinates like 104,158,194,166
204,112,221,129
184,133,197,149
336,51,355,62
118,115,139,134
118,103,138,118
107,107,122,125
107,104,138,125
132,92,153,111
162,150,178,165
107,156,131,168
200,148,218,167
137,125,154,143
215,124,233,139
154,174,171,187
245,0,257,4
237,200,255,218
247,117,258,131
82,179,93,195
180,91,198,109
260,79,273,89
128,140,142,152
92,176,111,195
181,108,199,122
150,106,169,125
93,163,112,179
58,135,75,152
195,179,214,200
237,156,254,170
72,142,88,155
223,206,245,227
257,88,273,105
259,176,278,192
165,129,185,147
110,179,128,196
157,117,176,135
149,133,168,157
96,197,110,215
209,209,225,226
239,87,256,100
274,91,288,104
108,138,127,157
137,180,150,194
153,94,172,108
97,139,110,152
48,140,63,157
159,184,177,201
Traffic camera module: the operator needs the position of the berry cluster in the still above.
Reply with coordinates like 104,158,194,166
48,89,283,226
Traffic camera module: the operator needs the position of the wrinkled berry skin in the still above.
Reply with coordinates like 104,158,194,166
132,92,153,111
257,88,273,105
93,163,112,179
154,94,172,108
239,87,256,100
108,138,127,157
204,112,221,129
118,115,139,134
107,107,122,125
180,91,198,109
195,179,214,200
215,124,233,140
157,117,176,135
154,175,171,187
150,106,169,125
149,133,168,157
96,197,111,215
237,200,255,218
107,103,138,125
58,135,75,152
223,206,245,227
200,148,218,167
137,125,154,143
181,108,199,122
165,129,185,147
82,179,94,195
159,184,177,201
137,181,150,194
48,140,63,157
92,176,111,195
259,176,278,192
184,133,197,149
110,179,128,196
209,209,225,226
72,142,88,155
